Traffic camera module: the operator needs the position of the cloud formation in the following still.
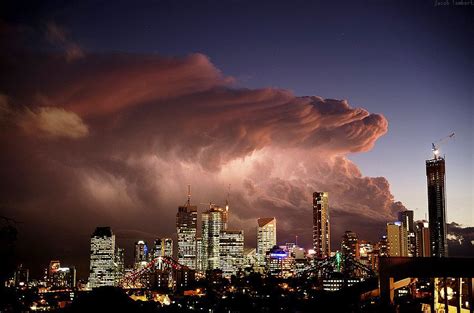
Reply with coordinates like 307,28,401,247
0,23,405,276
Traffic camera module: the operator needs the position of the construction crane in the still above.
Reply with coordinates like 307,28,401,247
432,132,455,159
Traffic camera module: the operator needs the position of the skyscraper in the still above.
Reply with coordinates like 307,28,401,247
426,156,448,257
386,222,408,257
415,220,431,257
134,240,148,266
313,192,330,258
341,231,359,259
153,238,173,259
176,187,198,269
257,217,277,267
398,210,414,257
201,205,226,270
89,227,117,288
219,230,244,278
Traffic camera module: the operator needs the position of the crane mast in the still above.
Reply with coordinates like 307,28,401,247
432,132,455,159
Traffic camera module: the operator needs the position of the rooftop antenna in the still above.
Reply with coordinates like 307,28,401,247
225,184,231,211
187,184,191,206
432,132,455,159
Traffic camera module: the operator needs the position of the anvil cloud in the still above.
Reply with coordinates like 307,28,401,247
0,25,404,275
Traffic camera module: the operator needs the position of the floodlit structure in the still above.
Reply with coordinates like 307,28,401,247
154,238,173,258
201,205,226,270
266,246,295,278
176,186,198,269
386,222,408,257
313,192,330,258
89,227,117,288
219,230,244,278
415,220,431,257
134,240,148,267
398,210,415,257
341,230,359,259
257,217,277,267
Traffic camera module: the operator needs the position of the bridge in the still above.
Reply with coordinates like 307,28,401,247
120,256,188,288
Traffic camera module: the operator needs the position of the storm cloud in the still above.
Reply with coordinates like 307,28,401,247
0,24,404,277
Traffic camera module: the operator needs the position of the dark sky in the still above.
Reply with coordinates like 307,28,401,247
0,0,472,279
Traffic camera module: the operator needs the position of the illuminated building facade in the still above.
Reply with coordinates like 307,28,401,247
341,230,359,259
219,230,244,278
323,276,360,291
195,237,204,272
201,205,226,270
89,227,117,288
153,238,173,259
312,192,330,258
115,247,125,283
386,222,408,257
426,157,448,257
358,240,374,268
257,217,276,267
398,210,415,257
134,240,148,267
13,264,29,288
266,246,295,278
176,192,198,269
415,220,431,257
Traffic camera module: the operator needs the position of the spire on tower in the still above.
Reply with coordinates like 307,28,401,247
187,184,191,206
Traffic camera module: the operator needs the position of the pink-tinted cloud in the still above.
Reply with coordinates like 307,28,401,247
0,24,404,276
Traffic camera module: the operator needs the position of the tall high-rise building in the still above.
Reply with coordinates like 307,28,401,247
415,220,431,257
153,238,173,259
115,247,125,283
176,187,198,269
134,240,148,267
219,230,244,278
257,217,277,267
341,231,359,259
386,222,408,257
398,210,415,257
47,261,76,289
312,192,330,258
201,205,226,270
89,227,117,288
196,237,204,272
426,156,448,257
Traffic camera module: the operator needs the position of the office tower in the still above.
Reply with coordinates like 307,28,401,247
89,227,117,288
14,264,29,287
358,240,374,268
378,235,389,257
313,192,330,258
153,238,174,259
415,220,431,257
341,231,360,259
266,246,295,278
386,222,408,257
219,230,244,278
257,217,277,267
196,237,204,272
47,260,76,289
115,247,125,282
398,210,415,257
201,205,226,270
176,187,198,269
163,238,173,258
243,248,257,269
134,240,148,267
426,156,448,257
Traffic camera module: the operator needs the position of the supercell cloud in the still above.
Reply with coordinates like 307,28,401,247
0,24,404,275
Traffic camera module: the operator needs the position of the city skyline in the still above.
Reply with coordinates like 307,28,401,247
0,0,472,284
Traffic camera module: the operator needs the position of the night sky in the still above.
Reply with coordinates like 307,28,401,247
1,0,472,279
